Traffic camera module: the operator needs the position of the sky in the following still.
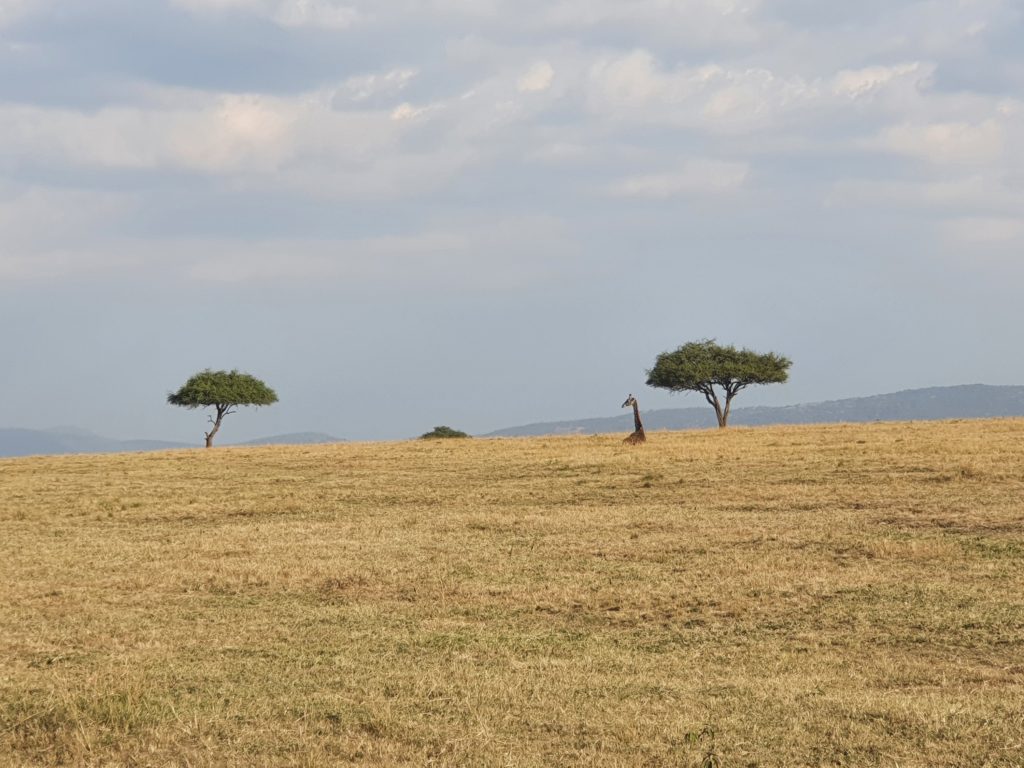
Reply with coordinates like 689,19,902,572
1,0,1022,443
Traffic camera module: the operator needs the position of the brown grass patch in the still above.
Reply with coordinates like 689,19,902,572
2,419,1023,766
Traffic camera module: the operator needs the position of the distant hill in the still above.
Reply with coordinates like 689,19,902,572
485,385,1024,437
0,428,190,458
0,428,345,458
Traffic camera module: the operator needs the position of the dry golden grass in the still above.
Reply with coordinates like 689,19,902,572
1,419,1023,767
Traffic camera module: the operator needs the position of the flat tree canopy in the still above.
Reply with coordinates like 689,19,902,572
167,369,278,447
646,340,791,428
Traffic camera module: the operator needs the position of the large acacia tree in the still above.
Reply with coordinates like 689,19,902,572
646,340,791,428
167,369,278,447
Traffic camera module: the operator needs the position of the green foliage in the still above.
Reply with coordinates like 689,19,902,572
647,340,791,392
167,369,278,447
646,339,791,427
167,369,278,409
420,426,471,440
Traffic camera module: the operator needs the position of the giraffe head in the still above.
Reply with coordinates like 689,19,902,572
622,394,637,409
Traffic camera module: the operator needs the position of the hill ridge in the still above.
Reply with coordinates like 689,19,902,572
0,428,345,459
485,384,1024,437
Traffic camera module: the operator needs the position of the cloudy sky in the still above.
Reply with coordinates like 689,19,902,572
1,0,1022,442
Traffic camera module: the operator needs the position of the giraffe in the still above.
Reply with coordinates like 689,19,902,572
622,394,646,445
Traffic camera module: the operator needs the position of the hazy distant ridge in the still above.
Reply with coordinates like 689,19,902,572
237,432,343,447
4,386,1022,457
485,385,1024,437
0,429,344,458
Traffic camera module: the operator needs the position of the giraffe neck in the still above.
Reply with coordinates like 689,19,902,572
632,401,643,432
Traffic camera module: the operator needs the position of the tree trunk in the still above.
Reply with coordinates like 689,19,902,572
204,409,225,448
709,390,726,428
721,393,734,428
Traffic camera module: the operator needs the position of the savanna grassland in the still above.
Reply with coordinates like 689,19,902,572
1,420,1023,767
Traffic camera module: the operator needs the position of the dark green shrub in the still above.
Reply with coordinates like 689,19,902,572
420,426,470,440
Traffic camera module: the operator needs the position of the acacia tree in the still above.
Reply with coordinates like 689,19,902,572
167,369,278,447
646,340,791,428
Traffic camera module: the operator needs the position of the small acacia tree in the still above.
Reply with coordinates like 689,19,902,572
167,369,278,447
646,340,791,428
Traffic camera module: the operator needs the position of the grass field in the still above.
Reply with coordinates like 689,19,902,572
2,419,1023,767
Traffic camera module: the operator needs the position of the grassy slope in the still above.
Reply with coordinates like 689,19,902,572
1,420,1022,767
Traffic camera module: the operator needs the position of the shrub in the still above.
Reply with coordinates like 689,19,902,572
420,426,470,440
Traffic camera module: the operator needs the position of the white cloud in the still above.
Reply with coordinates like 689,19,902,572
874,119,1005,165
172,0,358,29
517,61,555,94
0,86,419,176
827,175,1022,215
0,0,45,28
0,59,574,202
607,158,749,199
527,141,591,164
700,67,814,127
181,215,579,288
530,0,762,44
0,204,581,288
0,186,127,244
172,0,254,7
376,59,569,144
275,145,478,201
586,50,818,132
0,97,298,172
330,0,762,44
943,217,1024,247
832,63,929,100
0,186,141,280
337,69,418,103
186,231,470,282
390,102,430,121
578,26,1010,141
273,0,358,28
5,0,1024,286
0,250,135,281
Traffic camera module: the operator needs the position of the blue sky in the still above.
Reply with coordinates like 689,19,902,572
1,0,1022,442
